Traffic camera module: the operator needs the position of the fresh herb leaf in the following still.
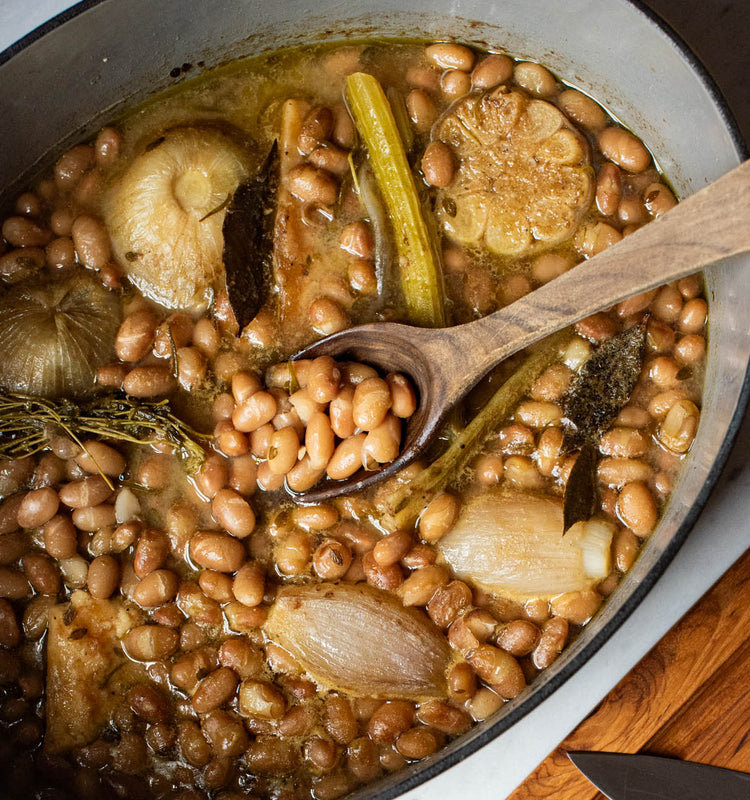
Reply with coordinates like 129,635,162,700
222,141,279,329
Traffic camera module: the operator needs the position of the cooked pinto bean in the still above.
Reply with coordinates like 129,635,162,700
406,89,438,133
312,539,353,580
199,570,234,603
532,617,569,670
232,391,278,433
71,214,110,268
43,515,78,559
616,481,658,537
22,553,61,595
123,624,179,662
232,562,265,607
238,679,286,719
427,580,472,628
17,487,59,528
71,503,116,532
469,644,525,698
308,357,342,404
309,297,349,335
267,427,300,475
599,127,651,172
421,141,455,188
471,53,513,87
134,529,170,577
418,493,459,543
292,504,339,531
190,531,246,573
87,555,120,598
367,701,415,744
59,475,112,508
123,365,176,397
219,638,264,679
192,667,240,713
397,564,449,607
133,569,179,607
558,88,607,130
288,164,339,206
373,530,413,567
212,489,256,539
327,434,367,480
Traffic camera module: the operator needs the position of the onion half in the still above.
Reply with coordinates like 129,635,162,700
437,491,613,599
0,270,121,398
265,583,450,699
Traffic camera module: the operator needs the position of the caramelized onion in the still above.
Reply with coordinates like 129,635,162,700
437,492,613,598
265,583,450,699
0,270,121,398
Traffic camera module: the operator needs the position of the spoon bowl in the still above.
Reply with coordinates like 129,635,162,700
289,158,750,503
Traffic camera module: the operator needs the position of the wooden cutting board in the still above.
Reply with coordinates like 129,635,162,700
508,547,750,799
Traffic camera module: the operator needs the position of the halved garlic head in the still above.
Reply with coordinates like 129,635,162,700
437,492,613,599
265,583,450,700
0,270,121,398
434,87,593,257
106,127,249,311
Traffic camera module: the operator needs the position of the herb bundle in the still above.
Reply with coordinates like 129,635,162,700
0,392,208,474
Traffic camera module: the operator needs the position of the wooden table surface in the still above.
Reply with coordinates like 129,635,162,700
508,548,750,799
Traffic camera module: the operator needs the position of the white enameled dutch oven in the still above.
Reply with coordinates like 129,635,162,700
0,2,748,799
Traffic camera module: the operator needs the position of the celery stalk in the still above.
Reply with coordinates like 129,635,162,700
380,332,569,530
345,72,446,328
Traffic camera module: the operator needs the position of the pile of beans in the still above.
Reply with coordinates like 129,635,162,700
0,37,708,800
110,296,419,494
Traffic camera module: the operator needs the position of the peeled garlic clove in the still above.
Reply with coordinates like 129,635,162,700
265,583,450,700
437,491,613,599
106,126,249,311
0,270,121,398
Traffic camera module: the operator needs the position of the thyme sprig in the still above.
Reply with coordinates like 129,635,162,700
0,392,208,474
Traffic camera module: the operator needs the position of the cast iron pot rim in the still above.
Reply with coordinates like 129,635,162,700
1,2,748,798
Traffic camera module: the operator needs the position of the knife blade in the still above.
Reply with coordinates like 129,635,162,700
567,751,750,800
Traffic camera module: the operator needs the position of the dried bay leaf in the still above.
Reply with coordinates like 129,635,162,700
561,320,648,532
562,320,648,451
222,141,279,329
563,441,599,534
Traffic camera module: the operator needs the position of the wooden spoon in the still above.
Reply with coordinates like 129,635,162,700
290,158,750,503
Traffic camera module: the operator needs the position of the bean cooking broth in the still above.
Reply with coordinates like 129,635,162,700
0,40,706,800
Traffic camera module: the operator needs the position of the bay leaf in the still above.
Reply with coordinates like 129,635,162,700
222,141,279,329
561,319,648,533
562,320,648,452
563,441,599,533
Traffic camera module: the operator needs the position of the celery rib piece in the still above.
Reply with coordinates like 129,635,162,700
380,332,569,530
346,72,446,328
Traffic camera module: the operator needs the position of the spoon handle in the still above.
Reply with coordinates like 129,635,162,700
434,158,750,391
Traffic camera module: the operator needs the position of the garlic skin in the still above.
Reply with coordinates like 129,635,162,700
265,583,450,700
437,492,613,599
0,270,121,398
106,127,249,311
